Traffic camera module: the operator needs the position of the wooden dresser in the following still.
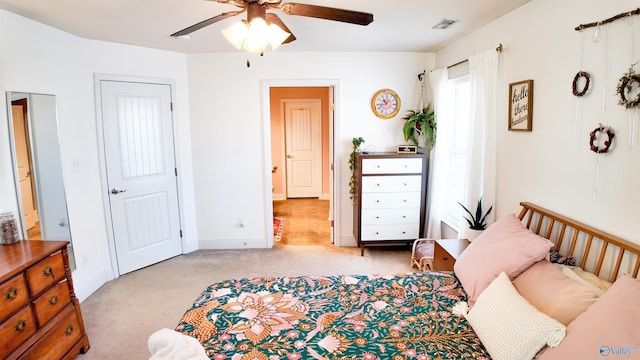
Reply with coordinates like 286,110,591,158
0,240,90,359
353,152,428,255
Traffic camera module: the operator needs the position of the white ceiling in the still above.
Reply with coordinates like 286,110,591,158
0,0,531,54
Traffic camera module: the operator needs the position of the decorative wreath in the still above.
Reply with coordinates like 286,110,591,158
572,71,590,97
589,125,615,154
616,64,640,109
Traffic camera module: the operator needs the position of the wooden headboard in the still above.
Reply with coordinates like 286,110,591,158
518,202,640,282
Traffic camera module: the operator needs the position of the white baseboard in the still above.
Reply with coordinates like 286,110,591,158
198,238,271,249
75,268,115,303
338,236,357,247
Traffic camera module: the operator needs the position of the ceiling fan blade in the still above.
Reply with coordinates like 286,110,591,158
266,13,296,44
209,0,249,8
171,10,245,37
280,3,373,26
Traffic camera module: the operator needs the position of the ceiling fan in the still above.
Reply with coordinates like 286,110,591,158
171,0,374,50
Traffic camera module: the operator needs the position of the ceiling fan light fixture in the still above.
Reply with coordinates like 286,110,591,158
244,18,270,52
268,23,290,50
221,21,249,49
222,17,290,53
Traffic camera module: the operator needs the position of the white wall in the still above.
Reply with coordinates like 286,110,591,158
0,9,198,300
435,0,640,244
187,52,435,248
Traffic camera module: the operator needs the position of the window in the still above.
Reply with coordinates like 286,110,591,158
440,75,470,231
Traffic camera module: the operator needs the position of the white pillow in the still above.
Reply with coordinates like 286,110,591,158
453,272,566,360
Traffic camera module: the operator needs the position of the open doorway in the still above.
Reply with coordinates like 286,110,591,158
268,85,334,246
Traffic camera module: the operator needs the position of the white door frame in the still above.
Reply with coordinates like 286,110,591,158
261,79,341,247
94,73,185,278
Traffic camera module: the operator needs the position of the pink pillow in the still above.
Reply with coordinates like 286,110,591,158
513,260,597,325
538,274,640,359
454,214,553,305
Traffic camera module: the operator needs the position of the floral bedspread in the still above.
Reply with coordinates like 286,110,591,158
176,271,489,360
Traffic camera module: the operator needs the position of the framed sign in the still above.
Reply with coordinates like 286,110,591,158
508,80,533,131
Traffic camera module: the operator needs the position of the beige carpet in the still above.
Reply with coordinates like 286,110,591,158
77,244,412,359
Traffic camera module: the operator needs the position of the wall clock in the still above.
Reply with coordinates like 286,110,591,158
371,89,401,119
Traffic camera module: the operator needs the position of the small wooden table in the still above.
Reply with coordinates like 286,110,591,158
433,238,470,271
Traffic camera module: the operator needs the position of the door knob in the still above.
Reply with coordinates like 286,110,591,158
286,155,294,159
111,188,127,195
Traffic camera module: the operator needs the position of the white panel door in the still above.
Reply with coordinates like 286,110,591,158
100,80,182,275
284,99,321,198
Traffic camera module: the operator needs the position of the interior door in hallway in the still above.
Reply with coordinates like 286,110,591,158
11,101,39,231
99,80,182,275
284,99,322,198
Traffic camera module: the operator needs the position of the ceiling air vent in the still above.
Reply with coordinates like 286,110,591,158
432,19,458,30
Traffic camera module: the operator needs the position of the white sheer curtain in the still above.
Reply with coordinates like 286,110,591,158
458,49,499,239
425,67,450,239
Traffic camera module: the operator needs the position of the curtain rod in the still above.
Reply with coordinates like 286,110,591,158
575,7,640,31
446,43,503,69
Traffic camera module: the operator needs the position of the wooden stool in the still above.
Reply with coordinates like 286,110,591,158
411,238,435,271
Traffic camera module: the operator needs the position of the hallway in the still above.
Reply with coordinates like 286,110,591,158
273,198,331,246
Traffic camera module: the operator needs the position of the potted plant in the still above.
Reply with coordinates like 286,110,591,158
459,198,493,240
402,103,436,150
348,137,365,200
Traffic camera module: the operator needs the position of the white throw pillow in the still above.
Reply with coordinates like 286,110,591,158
453,272,566,360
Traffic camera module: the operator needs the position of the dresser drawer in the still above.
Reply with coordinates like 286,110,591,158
33,279,71,327
362,158,423,174
361,175,422,193
361,208,420,225
25,251,65,297
361,224,420,241
361,192,421,209
23,306,82,360
433,244,456,271
0,274,29,323
0,306,37,359
433,239,470,271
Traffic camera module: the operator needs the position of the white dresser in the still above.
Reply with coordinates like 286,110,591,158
353,153,428,255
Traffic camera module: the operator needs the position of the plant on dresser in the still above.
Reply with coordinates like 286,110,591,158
352,152,429,255
0,240,90,359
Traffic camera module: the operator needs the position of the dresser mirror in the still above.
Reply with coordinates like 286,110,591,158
6,92,75,269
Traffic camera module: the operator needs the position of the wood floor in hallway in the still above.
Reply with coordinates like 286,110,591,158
273,198,331,246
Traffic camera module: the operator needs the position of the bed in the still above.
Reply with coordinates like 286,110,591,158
165,202,640,360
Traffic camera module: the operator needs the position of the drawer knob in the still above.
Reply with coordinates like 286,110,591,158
377,165,381,168
6,287,18,300
403,199,407,203
375,216,380,219
375,232,379,235
402,231,406,234
376,183,380,187
49,294,59,305
15,319,26,333
404,183,408,186
402,215,407,219
376,200,380,203
65,325,74,336
43,265,53,276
